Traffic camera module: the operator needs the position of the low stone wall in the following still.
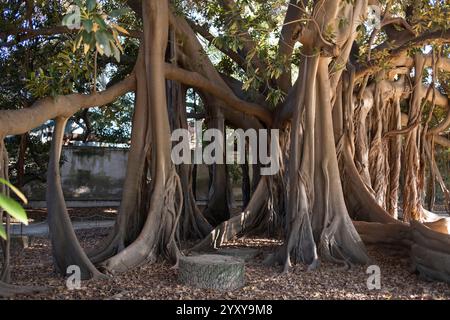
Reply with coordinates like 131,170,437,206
24,146,128,207
23,146,245,208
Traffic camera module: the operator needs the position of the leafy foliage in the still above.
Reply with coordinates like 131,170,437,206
26,48,93,97
6,134,52,186
0,179,28,240
62,0,131,62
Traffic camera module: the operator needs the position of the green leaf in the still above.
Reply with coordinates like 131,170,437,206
93,16,108,30
0,178,27,204
95,30,110,48
87,0,97,12
111,23,129,35
0,194,28,225
83,19,94,33
96,43,104,55
0,224,5,240
111,42,121,62
82,31,93,45
103,41,112,57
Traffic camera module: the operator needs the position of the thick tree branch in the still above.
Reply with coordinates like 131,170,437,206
186,19,247,69
165,63,272,126
169,11,273,128
276,0,305,93
0,73,136,136
434,135,450,148
0,26,141,47
356,29,450,79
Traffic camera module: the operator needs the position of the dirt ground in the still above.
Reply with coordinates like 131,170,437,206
4,226,450,300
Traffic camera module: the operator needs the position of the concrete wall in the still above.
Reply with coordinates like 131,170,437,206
60,146,128,200
24,146,128,207
24,146,244,208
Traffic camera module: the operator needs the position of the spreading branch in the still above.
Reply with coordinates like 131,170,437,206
0,73,135,137
186,19,247,69
356,29,450,79
165,63,273,126
0,26,141,47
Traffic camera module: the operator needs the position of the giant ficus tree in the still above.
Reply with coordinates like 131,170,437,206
1,0,450,295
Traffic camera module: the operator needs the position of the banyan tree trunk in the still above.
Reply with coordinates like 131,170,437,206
170,80,212,241
194,0,371,269
100,0,182,273
280,55,369,270
202,110,231,227
387,97,402,219
403,55,425,222
47,117,103,280
88,50,150,264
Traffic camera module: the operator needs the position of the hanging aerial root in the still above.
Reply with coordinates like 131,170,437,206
47,117,104,280
163,169,183,258
177,164,212,241
190,178,269,252
282,180,318,271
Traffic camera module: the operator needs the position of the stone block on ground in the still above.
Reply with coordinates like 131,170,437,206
178,254,244,291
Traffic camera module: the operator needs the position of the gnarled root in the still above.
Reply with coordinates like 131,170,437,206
410,221,450,283
191,177,268,252
353,221,412,248
100,169,182,273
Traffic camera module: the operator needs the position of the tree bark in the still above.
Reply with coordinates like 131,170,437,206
202,110,231,227
0,140,11,282
387,98,402,218
403,55,425,222
47,117,104,280
101,0,182,273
